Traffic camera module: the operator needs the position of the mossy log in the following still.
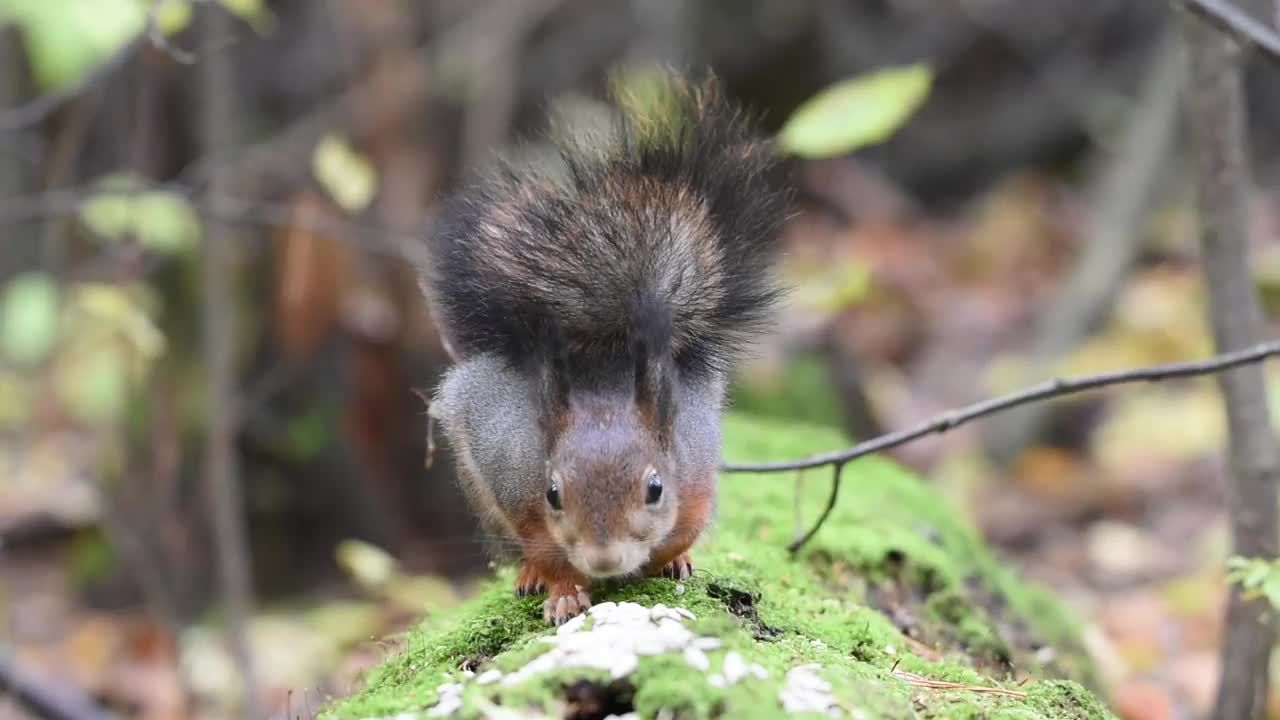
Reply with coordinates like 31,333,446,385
324,414,1113,720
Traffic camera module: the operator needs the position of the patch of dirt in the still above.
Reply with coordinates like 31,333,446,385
706,582,781,641
562,678,635,720
459,654,491,673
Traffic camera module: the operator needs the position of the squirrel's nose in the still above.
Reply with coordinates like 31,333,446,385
584,547,624,575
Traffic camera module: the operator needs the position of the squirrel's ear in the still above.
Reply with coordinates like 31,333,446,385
536,325,572,452
634,340,675,449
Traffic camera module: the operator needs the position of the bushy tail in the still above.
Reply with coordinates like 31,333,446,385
421,70,793,382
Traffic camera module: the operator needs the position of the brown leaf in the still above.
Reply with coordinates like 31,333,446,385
273,191,350,358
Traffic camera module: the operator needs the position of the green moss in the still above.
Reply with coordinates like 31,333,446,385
728,353,847,430
322,413,1113,720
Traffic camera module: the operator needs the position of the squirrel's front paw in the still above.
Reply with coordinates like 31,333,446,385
648,552,694,580
543,582,591,625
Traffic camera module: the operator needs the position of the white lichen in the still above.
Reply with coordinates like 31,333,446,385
420,601,780,718
683,645,710,671
426,682,465,718
779,664,840,717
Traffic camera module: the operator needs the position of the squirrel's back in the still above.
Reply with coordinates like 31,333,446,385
421,74,792,380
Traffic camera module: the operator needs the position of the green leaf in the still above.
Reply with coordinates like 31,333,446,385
80,193,135,240
610,64,685,142
56,343,129,422
784,255,873,312
0,271,59,365
0,0,145,91
134,192,200,252
1264,574,1280,611
312,134,379,213
777,63,933,159
1244,561,1273,590
80,183,200,254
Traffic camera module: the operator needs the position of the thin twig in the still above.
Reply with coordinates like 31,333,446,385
792,470,805,545
147,0,197,65
411,388,437,471
0,38,142,132
0,651,112,720
787,463,845,553
1178,0,1280,62
0,182,427,264
724,339,1280,475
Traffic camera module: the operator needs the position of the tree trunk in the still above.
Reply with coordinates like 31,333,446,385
1183,11,1280,720
199,5,261,718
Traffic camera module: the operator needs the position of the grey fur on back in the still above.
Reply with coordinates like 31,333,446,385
431,355,546,556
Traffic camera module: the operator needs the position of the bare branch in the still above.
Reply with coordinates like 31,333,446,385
1178,0,1280,62
744,340,1280,552
724,340,1280,474
0,38,141,132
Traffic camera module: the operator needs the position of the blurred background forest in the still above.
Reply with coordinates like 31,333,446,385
2,1,1280,719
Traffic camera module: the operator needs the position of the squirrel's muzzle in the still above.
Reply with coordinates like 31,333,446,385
581,545,625,576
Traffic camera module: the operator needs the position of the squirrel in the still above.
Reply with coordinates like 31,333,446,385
419,72,792,624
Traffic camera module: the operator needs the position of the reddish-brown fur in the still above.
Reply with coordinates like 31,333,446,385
644,472,714,577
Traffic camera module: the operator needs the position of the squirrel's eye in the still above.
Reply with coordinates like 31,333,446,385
546,482,562,511
644,470,663,505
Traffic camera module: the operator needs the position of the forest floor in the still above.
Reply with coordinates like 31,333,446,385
4,165,1279,720
747,164,1280,720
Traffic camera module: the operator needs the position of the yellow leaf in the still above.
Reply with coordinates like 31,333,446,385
312,134,379,214
219,0,275,34
153,0,191,35
0,370,32,426
71,284,166,360
55,343,130,422
335,539,398,589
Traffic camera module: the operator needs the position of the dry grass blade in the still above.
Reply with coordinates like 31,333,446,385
889,660,1029,699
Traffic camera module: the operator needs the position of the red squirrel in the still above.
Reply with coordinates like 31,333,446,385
420,73,791,624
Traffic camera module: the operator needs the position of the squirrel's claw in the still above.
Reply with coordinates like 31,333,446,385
652,553,694,580
543,584,591,625
516,580,545,598
514,563,547,597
